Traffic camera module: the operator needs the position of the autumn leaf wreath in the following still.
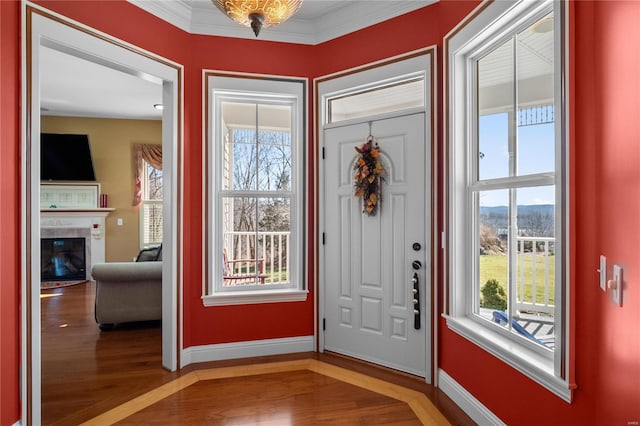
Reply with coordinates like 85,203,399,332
353,136,385,216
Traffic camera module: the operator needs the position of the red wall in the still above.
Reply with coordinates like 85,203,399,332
184,34,318,345
578,1,640,423
2,0,639,424
0,1,21,424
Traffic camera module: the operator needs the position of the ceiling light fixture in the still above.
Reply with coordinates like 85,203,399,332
212,0,303,37
153,104,164,110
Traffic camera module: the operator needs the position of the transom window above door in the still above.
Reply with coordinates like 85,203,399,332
327,77,425,124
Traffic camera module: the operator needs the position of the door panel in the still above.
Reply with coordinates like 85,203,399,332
323,113,429,378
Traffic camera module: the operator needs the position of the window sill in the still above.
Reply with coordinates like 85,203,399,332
443,314,573,403
202,289,308,306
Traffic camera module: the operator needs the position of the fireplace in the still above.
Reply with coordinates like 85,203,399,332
41,209,112,280
41,237,87,282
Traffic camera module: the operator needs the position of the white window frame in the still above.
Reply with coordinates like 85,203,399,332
203,73,308,306
139,159,163,249
444,0,572,401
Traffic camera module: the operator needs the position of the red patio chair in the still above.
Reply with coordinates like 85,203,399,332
223,249,267,285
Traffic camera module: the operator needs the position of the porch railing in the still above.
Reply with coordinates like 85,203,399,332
224,231,290,285
515,236,555,315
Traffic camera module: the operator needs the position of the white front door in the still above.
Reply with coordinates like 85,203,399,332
323,112,430,378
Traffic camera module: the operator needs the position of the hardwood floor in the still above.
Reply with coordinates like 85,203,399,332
41,282,475,425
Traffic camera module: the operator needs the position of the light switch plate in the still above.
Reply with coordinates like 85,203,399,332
611,264,623,306
599,255,607,291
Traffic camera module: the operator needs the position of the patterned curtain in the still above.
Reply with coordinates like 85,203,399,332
132,143,162,206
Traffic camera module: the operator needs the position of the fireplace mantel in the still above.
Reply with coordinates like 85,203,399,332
41,208,115,213
41,208,114,224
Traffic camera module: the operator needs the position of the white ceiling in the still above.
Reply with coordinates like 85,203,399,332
41,0,435,121
478,13,555,113
40,46,164,120
128,0,436,44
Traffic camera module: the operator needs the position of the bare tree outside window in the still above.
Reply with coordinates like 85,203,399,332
222,102,293,285
141,160,163,247
146,163,163,200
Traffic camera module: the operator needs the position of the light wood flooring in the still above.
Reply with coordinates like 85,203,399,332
41,281,474,425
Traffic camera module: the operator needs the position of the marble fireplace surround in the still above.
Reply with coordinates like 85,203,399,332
41,209,114,277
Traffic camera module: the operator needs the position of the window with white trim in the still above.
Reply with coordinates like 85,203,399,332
446,0,571,400
204,74,307,306
140,160,163,248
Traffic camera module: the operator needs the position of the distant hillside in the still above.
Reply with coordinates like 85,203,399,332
480,204,555,237
480,204,554,215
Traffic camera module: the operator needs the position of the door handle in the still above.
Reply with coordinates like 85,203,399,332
412,272,420,330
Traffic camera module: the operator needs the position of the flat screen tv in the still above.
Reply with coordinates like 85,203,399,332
41,133,96,181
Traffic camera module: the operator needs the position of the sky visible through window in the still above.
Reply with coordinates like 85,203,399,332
479,112,555,207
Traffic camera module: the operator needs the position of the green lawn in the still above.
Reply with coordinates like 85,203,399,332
264,266,288,283
479,254,555,305
228,265,288,283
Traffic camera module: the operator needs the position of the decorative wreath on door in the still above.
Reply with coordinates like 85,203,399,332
353,136,385,216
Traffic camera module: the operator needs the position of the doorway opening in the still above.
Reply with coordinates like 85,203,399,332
24,6,182,424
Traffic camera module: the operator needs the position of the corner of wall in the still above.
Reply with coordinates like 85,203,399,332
438,369,505,426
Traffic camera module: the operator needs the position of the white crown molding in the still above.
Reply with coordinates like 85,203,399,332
127,0,437,45
310,1,436,44
128,0,194,34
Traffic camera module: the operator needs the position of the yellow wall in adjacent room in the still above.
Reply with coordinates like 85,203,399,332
41,116,162,262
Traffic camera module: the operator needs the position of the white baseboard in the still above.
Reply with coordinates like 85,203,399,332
180,335,314,367
438,369,505,426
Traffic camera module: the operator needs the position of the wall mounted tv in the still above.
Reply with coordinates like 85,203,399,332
41,133,96,181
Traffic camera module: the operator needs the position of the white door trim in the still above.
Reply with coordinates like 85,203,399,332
315,49,436,382
22,4,183,423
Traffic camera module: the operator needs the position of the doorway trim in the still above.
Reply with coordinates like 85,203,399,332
314,47,437,383
22,4,183,424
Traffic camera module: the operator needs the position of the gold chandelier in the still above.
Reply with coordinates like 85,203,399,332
212,0,304,37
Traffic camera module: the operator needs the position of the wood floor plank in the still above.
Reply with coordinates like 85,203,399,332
87,360,451,425
41,281,475,425
80,372,200,426
41,282,180,425
307,361,451,425
116,370,424,425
